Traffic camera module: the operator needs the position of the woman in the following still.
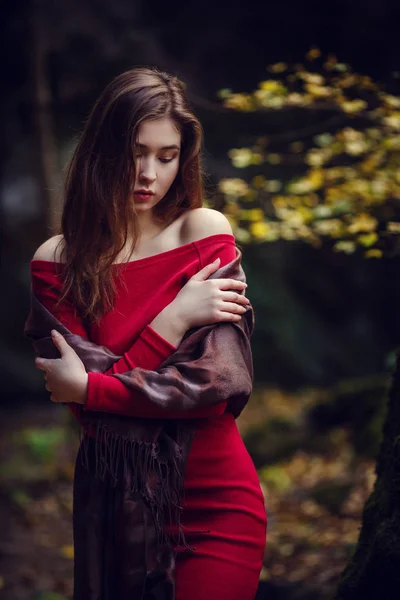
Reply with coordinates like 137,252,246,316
28,66,267,600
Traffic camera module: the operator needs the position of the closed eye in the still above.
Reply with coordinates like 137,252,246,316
134,154,177,164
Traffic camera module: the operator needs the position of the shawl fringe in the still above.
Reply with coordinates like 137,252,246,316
78,417,197,554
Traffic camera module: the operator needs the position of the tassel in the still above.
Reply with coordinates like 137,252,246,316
77,421,197,556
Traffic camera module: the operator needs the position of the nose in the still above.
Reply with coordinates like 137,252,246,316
138,157,156,184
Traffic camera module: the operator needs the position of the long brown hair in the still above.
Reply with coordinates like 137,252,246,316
54,66,205,326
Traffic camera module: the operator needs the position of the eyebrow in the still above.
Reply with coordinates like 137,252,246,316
137,143,180,151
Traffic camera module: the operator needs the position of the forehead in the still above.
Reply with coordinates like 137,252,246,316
136,117,181,149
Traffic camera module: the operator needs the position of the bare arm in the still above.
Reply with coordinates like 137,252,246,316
149,303,188,348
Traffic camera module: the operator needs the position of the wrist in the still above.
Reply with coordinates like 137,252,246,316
76,372,88,405
164,301,190,335
150,304,188,347
169,299,193,331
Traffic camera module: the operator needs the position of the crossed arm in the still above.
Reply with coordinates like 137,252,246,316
30,269,227,420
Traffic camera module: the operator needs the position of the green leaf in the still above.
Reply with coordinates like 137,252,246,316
21,427,65,461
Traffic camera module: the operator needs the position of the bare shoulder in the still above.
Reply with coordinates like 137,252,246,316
32,234,66,263
181,207,234,244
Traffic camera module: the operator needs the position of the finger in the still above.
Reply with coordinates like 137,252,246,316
50,330,70,355
220,302,247,314
213,278,248,291
191,258,221,280
35,357,49,371
215,311,243,322
220,291,250,304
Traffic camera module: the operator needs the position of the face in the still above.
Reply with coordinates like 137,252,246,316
133,117,181,211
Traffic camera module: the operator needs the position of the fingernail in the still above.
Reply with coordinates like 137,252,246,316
51,329,58,337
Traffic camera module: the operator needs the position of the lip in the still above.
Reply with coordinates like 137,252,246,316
134,190,155,201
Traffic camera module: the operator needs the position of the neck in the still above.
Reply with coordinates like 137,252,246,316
130,212,167,243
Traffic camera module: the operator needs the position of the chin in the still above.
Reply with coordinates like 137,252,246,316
135,199,156,207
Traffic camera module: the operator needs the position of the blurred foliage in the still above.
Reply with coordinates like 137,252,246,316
210,48,400,259
33,594,67,600
21,427,65,462
0,424,76,484
238,379,383,597
0,374,385,599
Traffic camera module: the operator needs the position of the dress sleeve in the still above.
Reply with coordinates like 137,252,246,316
84,238,237,418
30,264,177,371
30,262,226,419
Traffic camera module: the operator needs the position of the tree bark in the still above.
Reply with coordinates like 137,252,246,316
336,352,400,598
31,0,61,236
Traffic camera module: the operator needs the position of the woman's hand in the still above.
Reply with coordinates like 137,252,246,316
171,257,250,330
34,330,88,404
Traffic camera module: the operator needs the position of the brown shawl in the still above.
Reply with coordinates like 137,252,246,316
24,247,254,600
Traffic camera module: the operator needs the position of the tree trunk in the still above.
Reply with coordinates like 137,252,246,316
336,352,400,598
31,0,61,236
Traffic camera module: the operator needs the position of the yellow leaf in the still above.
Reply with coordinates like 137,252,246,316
300,72,325,85
305,83,332,98
306,47,321,60
314,219,344,236
266,62,288,73
381,94,400,108
265,153,281,165
250,221,270,239
341,99,368,114
365,249,383,258
338,74,358,89
305,148,332,167
264,179,282,193
287,93,306,106
383,112,400,130
333,63,350,72
358,232,378,247
224,214,238,229
333,241,356,254
297,207,314,224
235,227,251,243
259,465,292,492
387,221,400,233
308,168,325,188
228,148,253,168
216,88,232,100
240,208,264,221
60,545,74,559
250,152,264,165
244,189,258,202
258,80,287,94
218,178,249,197
251,175,267,189
287,169,323,194
224,202,240,217
348,213,378,234
223,93,254,112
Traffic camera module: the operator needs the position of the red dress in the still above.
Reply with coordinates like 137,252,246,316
30,233,267,600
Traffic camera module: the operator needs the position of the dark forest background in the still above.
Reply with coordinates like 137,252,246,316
1,1,400,599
